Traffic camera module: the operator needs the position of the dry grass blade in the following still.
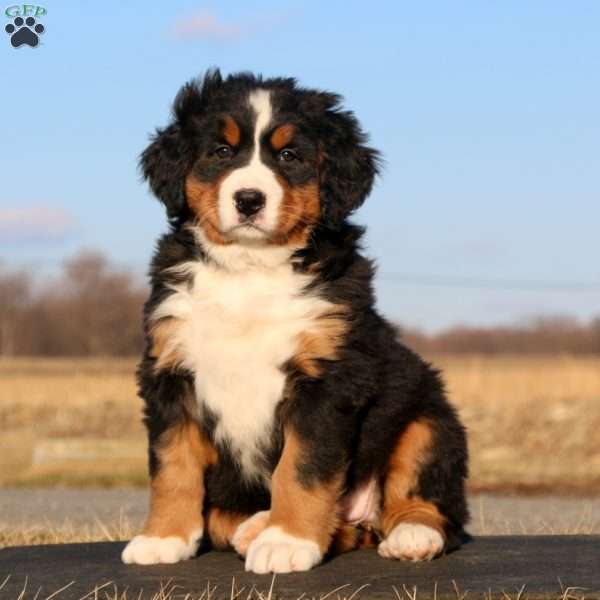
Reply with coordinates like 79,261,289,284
77,580,114,600
15,576,28,600
346,583,370,600
44,581,75,600
0,514,138,549
402,584,418,600
558,586,589,600
229,577,246,600
451,580,468,600
319,583,350,600
500,583,527,600
1,578,597,600
261,575,276,600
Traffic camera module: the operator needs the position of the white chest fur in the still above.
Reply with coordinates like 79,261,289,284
152,258,332,482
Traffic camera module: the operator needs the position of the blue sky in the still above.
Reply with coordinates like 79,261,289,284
1,1,599,330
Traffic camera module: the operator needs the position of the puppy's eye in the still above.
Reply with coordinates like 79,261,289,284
215,145,233,158
278,148,297,162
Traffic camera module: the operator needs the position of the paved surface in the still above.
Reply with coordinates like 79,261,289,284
1,488,599,534
0,488,147,529
1,537,598,599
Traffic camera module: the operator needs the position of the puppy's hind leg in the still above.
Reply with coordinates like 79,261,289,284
206,507,271,557
378,417,467,562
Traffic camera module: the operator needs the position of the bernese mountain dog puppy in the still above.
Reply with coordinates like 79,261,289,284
122,69,468,573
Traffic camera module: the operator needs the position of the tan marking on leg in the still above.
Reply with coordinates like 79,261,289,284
268,427,342,552
307,260,321,274
331,525,360,554
222,115,241,147
293,309,349,377
380,420,446,538
205,507,256,550
382,500,446,537
186,174,230,245
359,528,378,549
207,509,270,555
270,123,295,150
319,524,379,556
143,422,217,541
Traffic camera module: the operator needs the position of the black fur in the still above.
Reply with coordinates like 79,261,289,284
137,69,469,553
140,69,380,229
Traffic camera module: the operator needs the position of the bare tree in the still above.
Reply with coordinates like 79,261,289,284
2,250,146,356
403,314,600,356
0,267,32,356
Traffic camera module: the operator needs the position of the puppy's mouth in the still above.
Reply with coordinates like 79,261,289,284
225,222,272,242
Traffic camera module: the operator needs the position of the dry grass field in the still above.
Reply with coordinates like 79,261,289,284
437,354,600,494
1,355,599,493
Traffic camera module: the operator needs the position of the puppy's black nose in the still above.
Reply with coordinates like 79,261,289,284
234,189,265,219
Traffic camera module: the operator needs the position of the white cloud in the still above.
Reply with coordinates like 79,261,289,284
172,9,242,42
0,204,75,243
171,8,292,43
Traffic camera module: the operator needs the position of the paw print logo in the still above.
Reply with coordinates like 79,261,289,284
5,16,45,48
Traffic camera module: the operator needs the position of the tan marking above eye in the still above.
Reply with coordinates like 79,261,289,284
270,124,295,150
223,115,241,147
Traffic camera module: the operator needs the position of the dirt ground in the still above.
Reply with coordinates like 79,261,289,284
2,355,600,493
1,488,598,548
1,355,599,550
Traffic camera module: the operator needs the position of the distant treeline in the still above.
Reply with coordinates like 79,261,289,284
0,251,145,356
402,317,600,355
1,250,599,356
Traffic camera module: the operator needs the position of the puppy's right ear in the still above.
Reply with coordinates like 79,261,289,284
140,122,191,223
140,70,223,223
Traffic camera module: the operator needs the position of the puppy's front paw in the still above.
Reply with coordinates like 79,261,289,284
122,529,202,565
232,510,270,557
378,522,444,562
245,526,322,574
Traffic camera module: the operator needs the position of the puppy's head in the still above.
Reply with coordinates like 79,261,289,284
141,69,379,246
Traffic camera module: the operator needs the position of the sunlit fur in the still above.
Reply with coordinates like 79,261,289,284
129,70,469,572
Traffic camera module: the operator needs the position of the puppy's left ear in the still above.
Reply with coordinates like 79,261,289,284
318,97,381,228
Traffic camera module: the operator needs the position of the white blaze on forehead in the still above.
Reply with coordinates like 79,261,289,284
249,89,272,145
218,89,284,237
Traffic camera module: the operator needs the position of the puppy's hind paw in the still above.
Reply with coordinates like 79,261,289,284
378,523,444,562
232,510,270,557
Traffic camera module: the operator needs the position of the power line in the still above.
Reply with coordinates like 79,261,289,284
2,258,600,293
378,273,600,293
